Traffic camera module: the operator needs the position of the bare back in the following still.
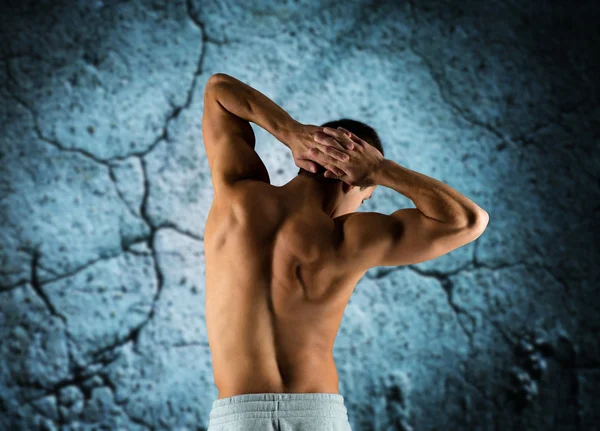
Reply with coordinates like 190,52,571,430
203,180,367,399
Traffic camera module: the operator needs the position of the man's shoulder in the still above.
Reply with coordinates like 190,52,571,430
213,179,281,224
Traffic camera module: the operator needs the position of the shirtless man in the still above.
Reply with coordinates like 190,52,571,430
202,73,489,431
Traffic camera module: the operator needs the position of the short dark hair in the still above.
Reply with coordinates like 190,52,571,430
297,118,384,191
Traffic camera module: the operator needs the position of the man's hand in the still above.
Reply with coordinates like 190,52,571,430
288,123,354,173
315,126,385,188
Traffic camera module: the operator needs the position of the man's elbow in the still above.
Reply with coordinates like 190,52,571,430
205,74,230,94
468,210,489,236
207,73,234,87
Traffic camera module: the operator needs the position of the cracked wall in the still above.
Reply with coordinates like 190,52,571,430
1,0,598,430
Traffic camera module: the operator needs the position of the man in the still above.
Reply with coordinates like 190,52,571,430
202,73,489,431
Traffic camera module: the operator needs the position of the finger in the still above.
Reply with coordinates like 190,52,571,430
322,126,346,139
339,137,354,150
296,159,318,173
315,131,351,152
309,147,336,166
324,165,345,177
313,133,351,161
323,127,354,150
336,127,362,147
336,127,355,139
310,148,348,174
323,163,346,177
311,148,348,177
309,148,345,176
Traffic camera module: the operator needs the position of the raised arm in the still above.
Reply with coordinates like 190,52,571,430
313,127,488,270
371,158,488,266
375,158,489,228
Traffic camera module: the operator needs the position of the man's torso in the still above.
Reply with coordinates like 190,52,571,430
204,180,367,399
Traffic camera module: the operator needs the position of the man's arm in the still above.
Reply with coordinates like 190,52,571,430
206,73,299,148
339,159,488,270
203,73,348,191
202,73,304,192
375,158,489,227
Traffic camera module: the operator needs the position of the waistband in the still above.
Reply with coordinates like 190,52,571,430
209,393,348,426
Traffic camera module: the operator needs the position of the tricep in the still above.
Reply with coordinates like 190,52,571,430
339,208,488,270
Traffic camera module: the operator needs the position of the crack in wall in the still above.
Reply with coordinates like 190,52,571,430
96,372,154,431
129,156,164,356
397,262,500,412
25,247,81,390
2,1,595,429
0,5,209,291
23,349,153,430
1,8,211,424
406,2,516,146
0,222,201,293
23,342,121,403
400,260,533,414
406,1,597,164
107,163,142,219
404,264,475,344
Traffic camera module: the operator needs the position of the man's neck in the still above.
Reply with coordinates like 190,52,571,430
286,175,339,217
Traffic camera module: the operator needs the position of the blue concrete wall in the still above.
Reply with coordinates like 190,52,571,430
1,1,598,430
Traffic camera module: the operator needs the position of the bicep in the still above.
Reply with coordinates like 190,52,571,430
384,208,481,266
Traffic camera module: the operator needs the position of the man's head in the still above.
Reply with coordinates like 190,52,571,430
296,118,384,217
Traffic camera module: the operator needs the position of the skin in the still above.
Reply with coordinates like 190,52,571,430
204,178,378,399
201,73,488,400
292,170,374,218
201,74,386,399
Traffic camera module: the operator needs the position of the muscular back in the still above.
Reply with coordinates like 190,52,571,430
203,180,368,399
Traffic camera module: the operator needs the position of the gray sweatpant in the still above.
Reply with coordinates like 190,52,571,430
207,393,353,431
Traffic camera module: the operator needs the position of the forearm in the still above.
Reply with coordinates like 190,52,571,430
207,74,299,146
374,159,488,227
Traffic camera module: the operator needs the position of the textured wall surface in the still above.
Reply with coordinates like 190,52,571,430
1,0,598,430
